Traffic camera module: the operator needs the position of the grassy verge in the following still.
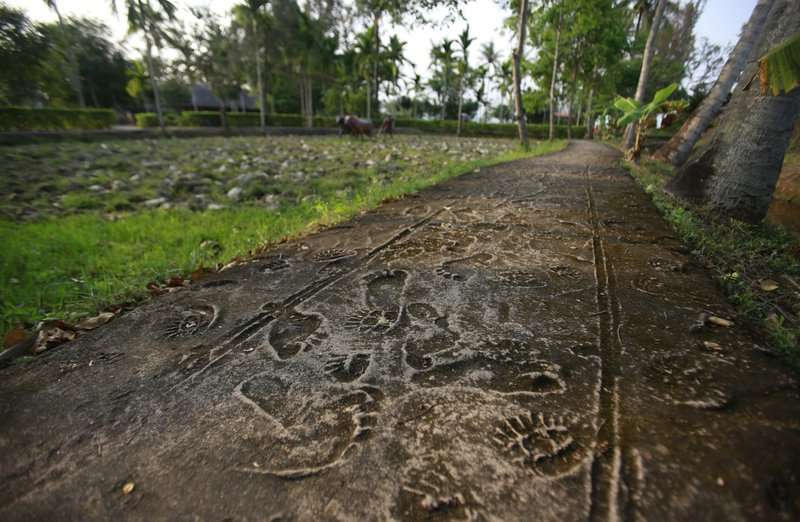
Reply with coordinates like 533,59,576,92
1,139,566,341
626,158,800,370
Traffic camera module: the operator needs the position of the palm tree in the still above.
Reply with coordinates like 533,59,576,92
233,0,268,131
654,0,774,166
43,0,84,107
622,0,667,150
548,3,563,140
512,0,530,149
354,28,377,118
666,0,800,222
431,39,455,120
112,0,176,134
455,25,475,136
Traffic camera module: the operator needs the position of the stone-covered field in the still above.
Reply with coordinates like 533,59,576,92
0,135,564,341
1,136,515,221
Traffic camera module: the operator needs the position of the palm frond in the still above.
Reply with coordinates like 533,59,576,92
759,32,800,96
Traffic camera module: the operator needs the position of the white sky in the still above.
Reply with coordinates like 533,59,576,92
9,0,756,95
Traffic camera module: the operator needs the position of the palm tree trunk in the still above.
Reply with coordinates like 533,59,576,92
457,73,465,136
623,0,667,150
252,18,266,132
585,84,595,139
567,56,578,140
653,0,774,166
52,5,85,108
372,11,381,120
548,7,563,141
143,31,166,135
50,2,85,109
665,0,800,222
366,78,371,120
512,0,530,149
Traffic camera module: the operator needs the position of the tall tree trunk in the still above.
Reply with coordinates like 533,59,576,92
219,99,229,135
306,75,313,128
512,0,530,149
666,0,800,223
654,0,774,166
372,10,381,120
567,56,579,140
53,5,85,108
548,8,562,141
366,79,371,119
143,31,166,135
457,72,465,136
622,0,667,150
585,84,595,139
252,18,266,132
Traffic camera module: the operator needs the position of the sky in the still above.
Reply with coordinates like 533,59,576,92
8,0,758,93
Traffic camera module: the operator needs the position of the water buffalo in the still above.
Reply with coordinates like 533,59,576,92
378,116,394,136
336,115,373,137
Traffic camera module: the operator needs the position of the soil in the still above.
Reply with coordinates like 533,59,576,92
1,141,799,521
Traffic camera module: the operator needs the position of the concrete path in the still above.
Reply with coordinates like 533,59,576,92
2,141,799,521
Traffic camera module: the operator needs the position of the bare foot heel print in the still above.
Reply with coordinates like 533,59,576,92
236,376,382,479
268,311,324,359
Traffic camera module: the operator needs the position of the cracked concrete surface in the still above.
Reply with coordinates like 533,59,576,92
1,141,799,521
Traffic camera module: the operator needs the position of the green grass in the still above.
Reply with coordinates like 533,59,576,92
0,137,566,339
626,158,800,370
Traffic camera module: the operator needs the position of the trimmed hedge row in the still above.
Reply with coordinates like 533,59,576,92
0,107,116,131
395,119,585,139
134,110,585,139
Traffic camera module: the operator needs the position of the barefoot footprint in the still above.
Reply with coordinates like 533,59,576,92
236,374,382,479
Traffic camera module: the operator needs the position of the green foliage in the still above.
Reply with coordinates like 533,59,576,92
614,82,678,126
175,111,337,128
758,32,800,96
0,107,116,131
396,119,586,139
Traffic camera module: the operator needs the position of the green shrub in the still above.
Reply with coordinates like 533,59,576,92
394,119,585,139
177,111,337,128
0,107,116,131
134,112,179,128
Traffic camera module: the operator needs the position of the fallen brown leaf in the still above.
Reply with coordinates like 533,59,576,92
759,279,779,292
76,312,115,331
3,327,28,349
703,341,723,351
707,316,734,328
33,321,78,354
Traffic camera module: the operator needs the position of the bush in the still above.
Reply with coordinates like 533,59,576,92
395,119,585,139
134,112,179,128
0,107,117,131
177,111,337,128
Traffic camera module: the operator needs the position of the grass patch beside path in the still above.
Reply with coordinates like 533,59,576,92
1,138,566,340
626,158,800,371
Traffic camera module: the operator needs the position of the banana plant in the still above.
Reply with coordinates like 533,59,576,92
758,32,800,96
614,82,678,161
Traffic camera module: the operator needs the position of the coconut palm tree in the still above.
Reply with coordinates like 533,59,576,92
512,0,530,148
622,0,667,150
112,0,176,134
455,25,475,136
232,0,268,131
666,0,800,222
43,0,84,107
654,0,775,166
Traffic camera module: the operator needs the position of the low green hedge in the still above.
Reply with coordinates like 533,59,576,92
175,111,337,128
0,107,116,131
396,119,585,139
134,112,179,128
135,110,584,139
